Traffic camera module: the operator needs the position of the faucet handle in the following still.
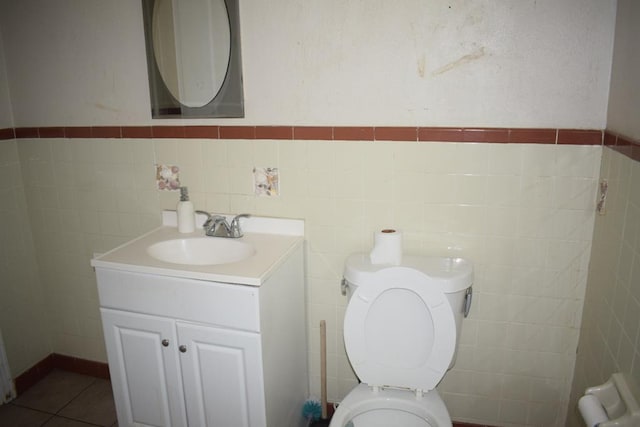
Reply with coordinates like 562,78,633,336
230,213,251,238
207,215,231,237
195,210,213,227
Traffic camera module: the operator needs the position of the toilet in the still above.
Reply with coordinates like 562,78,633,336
330,253,473,427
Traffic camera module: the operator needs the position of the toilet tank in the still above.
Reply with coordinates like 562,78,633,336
342,254,473,369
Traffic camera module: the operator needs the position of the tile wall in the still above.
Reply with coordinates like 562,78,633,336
567,142,640,426
0,139,50,376
567,1,640,424
12,130,602,426
16,136,162,363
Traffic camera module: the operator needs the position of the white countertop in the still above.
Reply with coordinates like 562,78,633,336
91,213,304,286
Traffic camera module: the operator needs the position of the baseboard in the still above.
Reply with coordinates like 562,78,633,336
14,353,109,395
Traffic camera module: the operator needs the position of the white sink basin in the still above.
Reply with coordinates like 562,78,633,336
146,238,255,266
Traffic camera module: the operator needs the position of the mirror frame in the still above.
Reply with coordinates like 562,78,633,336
141,0,245,118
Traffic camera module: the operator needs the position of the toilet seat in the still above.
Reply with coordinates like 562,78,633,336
344,266,456,392
330,384,452,427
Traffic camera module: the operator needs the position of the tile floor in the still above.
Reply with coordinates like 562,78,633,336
0,369,117,426
0,369,494,427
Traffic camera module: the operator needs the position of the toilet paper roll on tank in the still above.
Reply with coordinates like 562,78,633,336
369,229,403,265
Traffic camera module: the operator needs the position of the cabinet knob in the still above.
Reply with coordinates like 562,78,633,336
179,345,187,353
161,339,169,347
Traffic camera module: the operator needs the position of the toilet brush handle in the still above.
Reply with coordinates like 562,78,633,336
320,320,328,419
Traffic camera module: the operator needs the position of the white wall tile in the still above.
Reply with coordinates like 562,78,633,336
307,141,335,170
499,399,529,425
423,174,457,205
0,140,51,376
522,145,558,177
556,145,602,178
454,174,488,205
569,147,640,426
489,144,523,176
420,143,458,174
452,143,490,175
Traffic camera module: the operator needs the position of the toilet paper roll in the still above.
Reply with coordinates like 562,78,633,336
579,394,609,427
369,229,403,265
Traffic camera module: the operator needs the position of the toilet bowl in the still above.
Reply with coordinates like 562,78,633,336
330,254,473,427
330,384,451,427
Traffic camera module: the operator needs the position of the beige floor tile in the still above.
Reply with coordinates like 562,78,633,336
0,403,52,426
12,370,96,414
42,416,100,426
58,379,116,426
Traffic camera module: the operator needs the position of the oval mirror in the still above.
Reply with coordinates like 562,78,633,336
151,0,231,108
142,0,244,118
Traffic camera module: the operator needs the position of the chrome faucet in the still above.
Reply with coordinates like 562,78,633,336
196,211,251,238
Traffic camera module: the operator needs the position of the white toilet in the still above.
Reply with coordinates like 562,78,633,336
330,253,473,427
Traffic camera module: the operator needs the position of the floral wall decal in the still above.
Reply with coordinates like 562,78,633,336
156,164,180,190
253,167,279,196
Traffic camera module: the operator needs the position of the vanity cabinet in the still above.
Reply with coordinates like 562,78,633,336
102,309,265,426
94,243,306,427
101,310,187,426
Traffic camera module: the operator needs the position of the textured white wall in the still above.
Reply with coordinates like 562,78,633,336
0,0,616,128
241,0,615,127
0,31,13,128
0,1,149,127
606,0,640,140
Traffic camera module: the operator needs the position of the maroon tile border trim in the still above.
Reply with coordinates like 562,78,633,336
184,125,219,139
38,127,65,138
334,126,375,141
152,125,185,138
14,353,110,395
219,125,255,139
0,127,15,139
293,126,333,140
91,126,122,138
419,127,463,142
557,129,602,145
122,126,152,138
256,126,293,140
605,130,640,162
603,131,616,147
7,125,609,147
15,127,39,138
375,126,417,141
509,128,556,144
65,127,92,138
463,128,510,143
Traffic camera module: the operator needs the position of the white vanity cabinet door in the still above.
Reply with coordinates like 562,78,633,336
177,321,267,427
101,309,188,427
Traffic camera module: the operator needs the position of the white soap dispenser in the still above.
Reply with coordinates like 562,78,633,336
177,186,195,233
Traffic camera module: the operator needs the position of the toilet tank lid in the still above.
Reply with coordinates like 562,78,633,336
344,253,473,293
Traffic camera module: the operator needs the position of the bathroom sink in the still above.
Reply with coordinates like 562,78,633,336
146,238,255,265
91,212,304,285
